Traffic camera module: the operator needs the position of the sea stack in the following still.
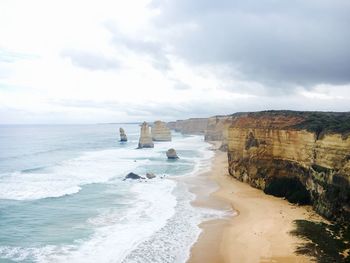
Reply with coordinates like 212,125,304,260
138,122,154,148
166,148,179,159
119,127,127,142
152,120,172,141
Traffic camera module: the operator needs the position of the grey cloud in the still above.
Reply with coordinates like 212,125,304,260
172,80,191,90
110,96,350,121
51,99,126,111
151,0,350,87
105,24,171,71
43,92,350,124
50,98,209,120
61,49,119,71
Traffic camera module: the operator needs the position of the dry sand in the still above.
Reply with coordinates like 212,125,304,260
187,148,322,263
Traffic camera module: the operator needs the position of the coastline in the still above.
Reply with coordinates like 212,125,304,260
187,144,322,263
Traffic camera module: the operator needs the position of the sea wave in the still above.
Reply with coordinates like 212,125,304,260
0,148,155,200
121,181,225,263
0,179,178,263
0,134,222,263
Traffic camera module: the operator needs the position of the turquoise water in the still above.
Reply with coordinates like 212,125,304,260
0,124,216,263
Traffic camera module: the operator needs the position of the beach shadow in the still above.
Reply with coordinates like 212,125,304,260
290,220,350,263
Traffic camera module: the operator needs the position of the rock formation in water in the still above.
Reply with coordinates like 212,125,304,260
166,148,179,159
138,122,154,148
152,121,172,141
119,127,127,142
123,172,144,180
226,111,350,221
168,118,208,134
146,172,156,179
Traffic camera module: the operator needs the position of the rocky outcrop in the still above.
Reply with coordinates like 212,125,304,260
168,118,208,134
227,111,350,221
166,148,179,159
123,172,144,180
152,121,172,141
119,127,127,142
138,122,154,148
146,172,156,179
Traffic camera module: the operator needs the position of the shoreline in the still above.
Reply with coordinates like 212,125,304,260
187,145,322,263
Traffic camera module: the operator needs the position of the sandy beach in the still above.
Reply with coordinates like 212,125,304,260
188,147,322,263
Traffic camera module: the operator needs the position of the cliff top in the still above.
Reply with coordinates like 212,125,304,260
229,110,350,137
178,118,208,121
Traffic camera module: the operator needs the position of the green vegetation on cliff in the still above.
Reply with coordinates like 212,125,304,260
293,112,350,138
243,110,350,137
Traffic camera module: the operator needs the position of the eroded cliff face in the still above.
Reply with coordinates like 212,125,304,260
205,116,230,139
168,118,208,134
152,121,172,141
167,121,176,130
205,116,234,150
138,122,154,148
227,113,350,221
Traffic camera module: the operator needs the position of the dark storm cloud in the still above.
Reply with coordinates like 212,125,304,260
61,49,119,71
150,0,350,87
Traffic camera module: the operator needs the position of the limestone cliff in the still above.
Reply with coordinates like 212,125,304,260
167,118,208,134
227,111,350,221
205,115,235,150
167,121,176,130
138,122,154,148
152,121,172,141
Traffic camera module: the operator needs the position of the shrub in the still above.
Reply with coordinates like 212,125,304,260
292,112,350,137
242,110,350,137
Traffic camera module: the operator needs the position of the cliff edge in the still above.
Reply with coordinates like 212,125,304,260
227,111,350,221
167,118,208,134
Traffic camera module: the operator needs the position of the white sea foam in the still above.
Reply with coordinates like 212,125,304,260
0,180,226,263
0,148,156,200
0,179,178,263
0,134,212,201
121,181,226,263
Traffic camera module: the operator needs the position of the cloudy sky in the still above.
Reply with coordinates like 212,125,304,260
0,0,349,124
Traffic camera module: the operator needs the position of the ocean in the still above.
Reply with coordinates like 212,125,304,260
0,124,222,263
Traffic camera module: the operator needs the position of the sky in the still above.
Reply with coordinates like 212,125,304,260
0,0,349,124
